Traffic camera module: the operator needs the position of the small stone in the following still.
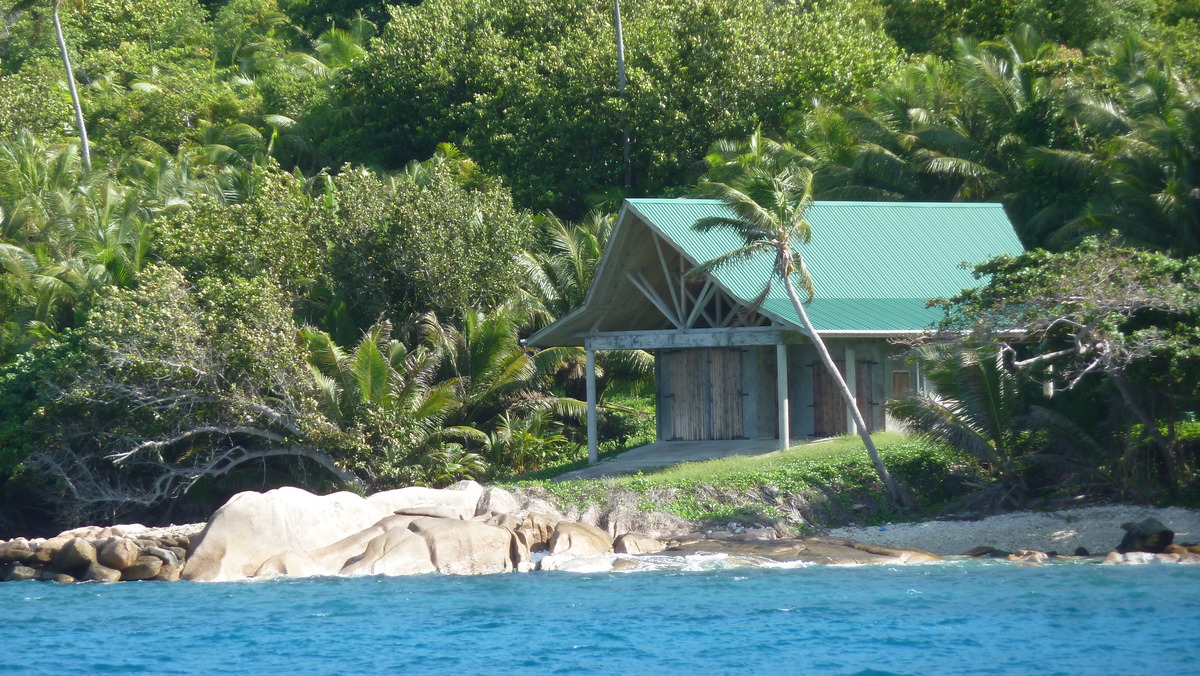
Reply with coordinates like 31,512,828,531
53,538,98,571
2,563,38,582
1006,550,1048,564
706,531,733,541
1155,553,1180,564
1102,551,1125,565
82,562,122,583
143,546,179,567
1178,553,1200,564
121,556,163,581
52,574,76,584
960,546,996,558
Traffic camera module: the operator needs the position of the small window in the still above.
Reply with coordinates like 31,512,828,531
892,371,912,397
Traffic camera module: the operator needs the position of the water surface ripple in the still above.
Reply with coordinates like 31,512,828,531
3,561,1196,675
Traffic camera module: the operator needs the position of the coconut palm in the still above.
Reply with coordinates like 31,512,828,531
50,0,91,171
300,321,486,485
1061,38,1200,254
517,210,653,402
694,165,909,507
887,348,1106,508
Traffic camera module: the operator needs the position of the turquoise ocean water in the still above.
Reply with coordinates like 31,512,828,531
3,560,1198,675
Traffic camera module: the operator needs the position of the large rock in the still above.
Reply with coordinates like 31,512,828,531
82,562,122,582
98,538,140,571
517,512,561,552
153,564,183,582
407,517,514,575
369,480,484,521
0,540,36,565
475,486,520,518
53,538,97,571
549,521,613,558
339,528,435,577
33,537,69,564
183,483,502,582
614,533,666,555
2,563,38,582
122,556,164,581
1117,517,1174,553
183,487,400,581
663,538,942,565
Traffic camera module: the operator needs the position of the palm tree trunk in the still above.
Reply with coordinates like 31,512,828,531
52,3,90,172
780,272,910,508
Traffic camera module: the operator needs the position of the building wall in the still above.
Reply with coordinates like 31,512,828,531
656,339,912,442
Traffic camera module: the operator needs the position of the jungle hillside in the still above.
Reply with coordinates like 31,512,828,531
1,0,1198,537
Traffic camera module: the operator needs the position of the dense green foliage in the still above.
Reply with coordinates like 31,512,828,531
334,0,903,216
891,241,1200,503
1,0,1198,534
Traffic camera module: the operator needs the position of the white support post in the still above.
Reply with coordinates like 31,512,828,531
845,344,857,435
776,343,789,451
586,347,598,464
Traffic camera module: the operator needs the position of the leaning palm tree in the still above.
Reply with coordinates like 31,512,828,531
694,165,909,507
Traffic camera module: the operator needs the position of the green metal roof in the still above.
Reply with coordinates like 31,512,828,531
626,198,1024,333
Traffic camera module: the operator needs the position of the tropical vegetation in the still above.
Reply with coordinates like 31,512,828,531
0,0,1197,535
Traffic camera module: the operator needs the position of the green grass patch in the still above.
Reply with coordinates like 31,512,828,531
503,433,984,528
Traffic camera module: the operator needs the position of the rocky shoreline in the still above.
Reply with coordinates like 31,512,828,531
3,484,1199,583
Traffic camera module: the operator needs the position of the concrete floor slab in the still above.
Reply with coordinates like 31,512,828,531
554,438,797,481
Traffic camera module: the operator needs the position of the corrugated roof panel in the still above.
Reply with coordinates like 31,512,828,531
627,199,1023,332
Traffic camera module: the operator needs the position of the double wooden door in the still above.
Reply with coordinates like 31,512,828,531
811,360,875,436
663,348,744,441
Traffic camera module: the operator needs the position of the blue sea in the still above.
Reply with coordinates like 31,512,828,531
3,560,1198,675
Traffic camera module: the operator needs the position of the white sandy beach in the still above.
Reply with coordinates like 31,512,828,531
824,505,1200,556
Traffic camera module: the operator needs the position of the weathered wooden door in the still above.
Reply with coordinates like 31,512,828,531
812,360,875,436
666,348,744,440
811,360,847,437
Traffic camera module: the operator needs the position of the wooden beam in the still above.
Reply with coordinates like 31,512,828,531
777,343,789,451
586,348,598,464
653,235,684,323
685,278,717,328
684,281,719,327
626,271,683,329
585,327,801,350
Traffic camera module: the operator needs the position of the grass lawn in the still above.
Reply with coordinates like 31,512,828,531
504,433,982,529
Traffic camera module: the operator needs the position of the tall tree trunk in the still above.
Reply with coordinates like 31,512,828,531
52,3,90,172
613,0,630,188
781,272,911,508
